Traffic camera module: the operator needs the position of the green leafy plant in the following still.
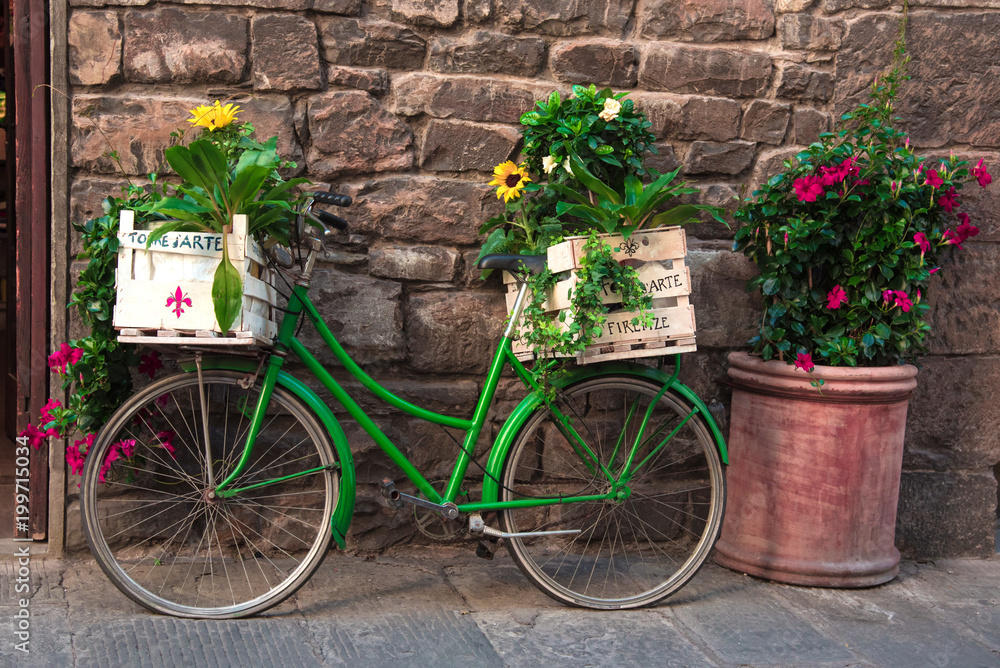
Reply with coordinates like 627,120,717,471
733,14,991,371
520,85,656,190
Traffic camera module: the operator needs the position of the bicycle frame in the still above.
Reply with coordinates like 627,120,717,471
189,277,728,539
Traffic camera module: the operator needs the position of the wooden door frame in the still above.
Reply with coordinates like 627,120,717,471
10,0,51,540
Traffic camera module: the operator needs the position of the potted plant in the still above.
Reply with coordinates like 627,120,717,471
720,18,993,586
478,86,723,388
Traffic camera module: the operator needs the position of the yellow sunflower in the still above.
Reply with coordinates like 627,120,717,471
187,100,242,131
489,161,531,203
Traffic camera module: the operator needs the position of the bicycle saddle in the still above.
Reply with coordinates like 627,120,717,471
477,254,547,276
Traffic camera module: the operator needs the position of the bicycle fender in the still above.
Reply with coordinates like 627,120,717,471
480,362,729,505
179,357,356,549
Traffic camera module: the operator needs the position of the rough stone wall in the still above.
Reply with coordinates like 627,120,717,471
62,0,998,556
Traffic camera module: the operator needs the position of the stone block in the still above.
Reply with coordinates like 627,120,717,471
420,120,520,172
307,91,413,178
251,14,322,91
391,0,459,27
684,182,740,240
632,93,740,141
926,242,1000,355
344,176,500,245
549,41,637,87
69,10,122,85
822,0,888,10
466,0,492,21
686,245,759,347
776,64,833,101
495,0,635,36
836,12,1000,149
69,176,134,255
747,147,801,191
904,355,1000,472
896,471,997,558
369,245,459,282
319,17,426,70
71,94,203,174
640,44,771,98
391,73,555,124
407,291,506,373
299,267,404,365
778,14,845,50
70,0,149,5
644,142,680,175
429,32,545,77
177,0,311,6
123,8,247,83
793,107,831,145
740,100,790,145
313,0,362,13
327,66,389,95
774,0,813,10
639,0,775,42
687,140,756,175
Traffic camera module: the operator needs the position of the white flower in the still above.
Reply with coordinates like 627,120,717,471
598,98,621,122
542,155,559,175
563,157,573,175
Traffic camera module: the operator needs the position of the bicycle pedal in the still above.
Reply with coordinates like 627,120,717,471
379,478,404,509
476,539,501,560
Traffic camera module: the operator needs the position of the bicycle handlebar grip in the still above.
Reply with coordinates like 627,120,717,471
316,209,349,231
312,192,353,207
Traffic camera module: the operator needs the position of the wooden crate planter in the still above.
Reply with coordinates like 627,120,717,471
505,226,697,364
114,211,279,347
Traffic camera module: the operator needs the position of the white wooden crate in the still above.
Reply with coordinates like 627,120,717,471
114,211,279,347
505,226,697,364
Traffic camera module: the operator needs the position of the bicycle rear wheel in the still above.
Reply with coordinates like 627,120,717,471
499,374,725,609
81,370,339,619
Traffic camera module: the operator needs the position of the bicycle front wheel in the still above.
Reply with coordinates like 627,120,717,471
81,370,340,619
499,374,725,609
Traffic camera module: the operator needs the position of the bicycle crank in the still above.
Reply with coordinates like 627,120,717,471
468,514,581,540
379,479,460,520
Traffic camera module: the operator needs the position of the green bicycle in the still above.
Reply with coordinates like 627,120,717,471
80,193,728,619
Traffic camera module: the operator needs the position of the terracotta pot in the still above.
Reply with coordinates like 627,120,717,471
715,351,918,587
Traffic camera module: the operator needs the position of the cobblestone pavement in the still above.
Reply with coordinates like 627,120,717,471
2,541,998,667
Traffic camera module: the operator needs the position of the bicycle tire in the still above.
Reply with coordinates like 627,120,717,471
499,374,726,609
81,370,339,619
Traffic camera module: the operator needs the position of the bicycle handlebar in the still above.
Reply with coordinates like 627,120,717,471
312,192,352,207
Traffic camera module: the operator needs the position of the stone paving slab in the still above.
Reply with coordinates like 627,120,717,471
0,546,998,667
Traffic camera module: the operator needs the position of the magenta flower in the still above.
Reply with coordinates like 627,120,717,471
794,353,815,373
884,290,913,312
65,444,86,476
938,187,958,213
882,289,895,304
943,229,964,249
929,267,940,275
913,232,930,254
40,398,63,423
956,213,979,243
48,342,84,375
924,169,944,189
972,158,992,188
116,439,137,458
155,430,177,457
19,423,48,449
793,175,824,202
98,445,120,483
826,285,848,310
74,433,96,454
138,351,164,379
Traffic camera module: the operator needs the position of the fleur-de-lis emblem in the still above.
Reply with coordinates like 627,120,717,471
166,286,192,318
620,237,640,257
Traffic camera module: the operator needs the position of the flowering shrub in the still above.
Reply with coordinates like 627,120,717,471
733,27,991,369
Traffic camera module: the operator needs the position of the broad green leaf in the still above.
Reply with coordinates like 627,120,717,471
212,244,242,334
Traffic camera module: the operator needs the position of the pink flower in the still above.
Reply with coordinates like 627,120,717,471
74,433,96,454
924,169,944,189
48,342,84,374
19,423,48,449
913,232,930,254
972,158,992,188
854,178,870,187
793,175,824,203
929,267,940,275
938,187,959,213
884,290,913,312
40,398,63,423
943,229,964,249
98,445,120,483
794,353,815,373
156,430,176,457
116,439,137,458
65,444,86,476
155,393,171,408
826,285,848,310
956,213,979,242
137,351,164,379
